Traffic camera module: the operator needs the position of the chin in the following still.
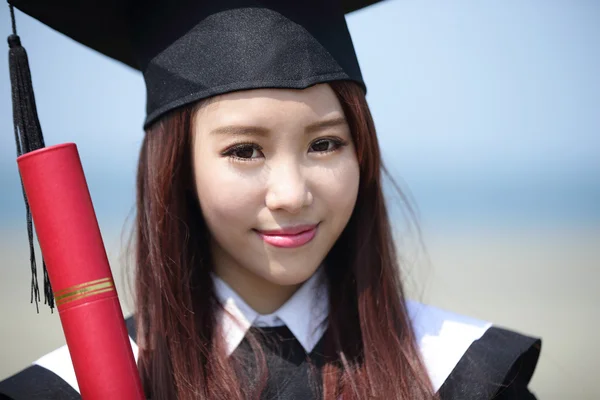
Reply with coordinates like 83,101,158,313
259,259,322,287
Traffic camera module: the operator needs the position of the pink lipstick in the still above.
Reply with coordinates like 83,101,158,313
256,224,318,248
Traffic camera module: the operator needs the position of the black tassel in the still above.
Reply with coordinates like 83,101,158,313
7,4,54,312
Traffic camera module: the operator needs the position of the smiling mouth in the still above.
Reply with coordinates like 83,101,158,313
255,223,319,248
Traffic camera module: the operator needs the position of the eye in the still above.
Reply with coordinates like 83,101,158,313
309,138,347,154
222,143,263,161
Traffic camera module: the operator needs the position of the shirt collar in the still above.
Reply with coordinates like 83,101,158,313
212,267,329,356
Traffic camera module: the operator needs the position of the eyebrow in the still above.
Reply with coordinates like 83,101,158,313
305,116,348,134
209,117,348,137
209,125,270,137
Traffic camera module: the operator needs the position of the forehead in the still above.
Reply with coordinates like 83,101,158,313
195,84,343,126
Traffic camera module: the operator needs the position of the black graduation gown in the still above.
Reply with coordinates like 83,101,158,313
0,309,541,399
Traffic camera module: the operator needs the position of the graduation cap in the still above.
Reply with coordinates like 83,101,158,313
6,0,385,311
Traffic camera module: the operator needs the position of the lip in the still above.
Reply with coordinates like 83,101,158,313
255,224,319,248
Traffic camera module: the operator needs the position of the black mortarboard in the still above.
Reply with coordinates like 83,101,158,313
6,0,384,311
9,0,384,128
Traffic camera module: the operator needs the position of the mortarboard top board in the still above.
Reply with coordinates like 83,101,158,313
9,0,386,128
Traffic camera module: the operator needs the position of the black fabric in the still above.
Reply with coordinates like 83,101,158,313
125,314,137,341
234,326,543,400
0,364,80,400
438,327,542,400
233,325,327,399
136,1,363,128
9,0,380,128
233,325,542,400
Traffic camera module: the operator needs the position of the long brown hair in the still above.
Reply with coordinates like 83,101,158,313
132,81,436,399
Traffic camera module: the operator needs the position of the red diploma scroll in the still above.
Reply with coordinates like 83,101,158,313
17,143,145,400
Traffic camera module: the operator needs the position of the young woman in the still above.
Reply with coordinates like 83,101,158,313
1,1,541,399
132,81,436,399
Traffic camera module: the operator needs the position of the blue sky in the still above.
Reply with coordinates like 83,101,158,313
0,0,598,230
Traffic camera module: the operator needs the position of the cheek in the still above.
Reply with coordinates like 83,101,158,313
193,156,262,229
312,156,360,218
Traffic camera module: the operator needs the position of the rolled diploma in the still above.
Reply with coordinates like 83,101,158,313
17,143,145,400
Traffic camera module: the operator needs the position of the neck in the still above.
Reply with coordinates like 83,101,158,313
213,262,302,315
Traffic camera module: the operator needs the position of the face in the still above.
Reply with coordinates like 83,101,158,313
192,84,359,298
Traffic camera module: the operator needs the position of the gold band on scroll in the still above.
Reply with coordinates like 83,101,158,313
54,277,115,306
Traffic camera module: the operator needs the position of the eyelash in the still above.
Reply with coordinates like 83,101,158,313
309,137,348,154
221,137,348,163
221,142,263,162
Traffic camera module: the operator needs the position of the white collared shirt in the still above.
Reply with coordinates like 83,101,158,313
212,267,330,356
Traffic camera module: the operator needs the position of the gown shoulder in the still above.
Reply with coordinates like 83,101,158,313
407,300,542,399
0,317,139,400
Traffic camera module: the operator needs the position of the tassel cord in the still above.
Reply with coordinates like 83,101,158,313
9,3,16,36
8,4,54,311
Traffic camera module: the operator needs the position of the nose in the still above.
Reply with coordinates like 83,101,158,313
265,161,312,213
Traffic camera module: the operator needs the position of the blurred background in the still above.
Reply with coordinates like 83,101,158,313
0,1,598,398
